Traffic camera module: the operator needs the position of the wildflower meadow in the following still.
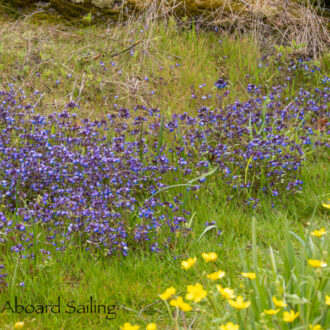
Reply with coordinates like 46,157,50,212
0,1,329,329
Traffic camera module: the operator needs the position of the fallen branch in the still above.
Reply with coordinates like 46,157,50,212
110,40,141,58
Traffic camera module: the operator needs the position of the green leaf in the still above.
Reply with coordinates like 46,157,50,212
83,12,93,23
198,225,217,241
285,294,309,305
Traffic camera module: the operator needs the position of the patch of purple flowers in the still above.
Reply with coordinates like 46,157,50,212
0,76,328,261
215,78,228,89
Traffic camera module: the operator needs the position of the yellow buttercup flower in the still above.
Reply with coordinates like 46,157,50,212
216,285,235,299
228,296,250,309
14,322,25,329
219,321,239,330
241,272,256,279
146,323,157,330
326,295,330,305
311,228,326,237
272,296,287,308
309,325,323,330
322,202,330,209
159,287,176,300
120,323,140,330
283,310,299,322
186,283,207,303
202,252,218,262
170,296,192,312
308,259,327,268
181,257,197,270
264,309,280,315
207,270,225,281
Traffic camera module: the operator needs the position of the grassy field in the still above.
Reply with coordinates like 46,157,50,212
0,10,329,330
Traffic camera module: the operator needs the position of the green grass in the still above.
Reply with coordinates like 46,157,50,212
0,14,329,330
0,157,328,329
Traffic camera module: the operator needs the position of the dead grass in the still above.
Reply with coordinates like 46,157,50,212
149,0,329,57
0,1,328,119
2,0,329,57
0,15,266,118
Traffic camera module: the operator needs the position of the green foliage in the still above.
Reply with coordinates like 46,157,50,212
82,12,93,25
273,40,307,58
152,218,329,329
0,158,328,329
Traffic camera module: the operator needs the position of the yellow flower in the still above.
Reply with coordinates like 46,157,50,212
146,323,157,330
322,202,330,209
283,310,299,322
202,252,218,262
241,272,256,279
219,321,239,330
308,259,327,268
228,296,250,309
207,270,225,281
272,296,287,308
216,285,235,299
309,325,323,330
181,257,197,270
311,228,326,237
326,295,330,305
264,309,280,315
14,322,25,329
120,323,140,330
186,283,207,303
159,287,176,300
170,296,192,312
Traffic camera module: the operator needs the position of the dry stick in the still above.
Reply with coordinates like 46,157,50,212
137,300,161,317
152,47,183,61
54,99,58,112
79,38,141,64
188,314,197,329
101,78,131,88
60,63,75,75
77,73,85,99
33,94,44,108
70,76,78,103
116,304,146,321
139,95,149,106
238,0,251,6
110,40,141,58
42,82,51,92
